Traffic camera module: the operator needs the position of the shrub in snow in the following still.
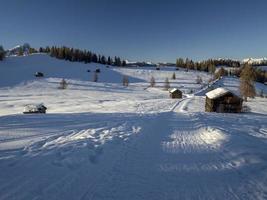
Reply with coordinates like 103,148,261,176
93,72,98,82
95,68,101,73
122,75,129,87
196,75,203,84
150,76,155,87
59,79,68,89
164,78,170,90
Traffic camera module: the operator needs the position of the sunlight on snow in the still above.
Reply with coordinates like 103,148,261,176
162,127,229,153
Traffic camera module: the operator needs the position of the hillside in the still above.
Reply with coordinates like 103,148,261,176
0,55,267,200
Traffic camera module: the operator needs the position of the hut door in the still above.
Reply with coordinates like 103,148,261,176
217,104,225,113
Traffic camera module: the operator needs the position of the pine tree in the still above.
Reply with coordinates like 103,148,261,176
18,47,24,56
240,64,256,101
92,54,98,63
0,45,5,61
164,78,170,90
107,56,112,65
122,60,127,67
101,56,106,64
39,47,44,53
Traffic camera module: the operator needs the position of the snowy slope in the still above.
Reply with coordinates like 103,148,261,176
0,54,210,116
0,54,142,87
0,55,267,200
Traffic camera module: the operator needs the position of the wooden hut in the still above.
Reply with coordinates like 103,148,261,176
23,104,47,114
205,88,243,113
169,88,182,99
35,72,44,77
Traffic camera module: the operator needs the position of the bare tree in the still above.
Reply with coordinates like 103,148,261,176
93,72,98,82
240,64,256,101
122,75,129,86
259,89,264,97
164,78,170,90
214,67,226,79
150,76,156,87
196,75,203,84
172,72,176,80
59,78,68,89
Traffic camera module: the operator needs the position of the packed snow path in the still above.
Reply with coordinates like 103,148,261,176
0,110,267,200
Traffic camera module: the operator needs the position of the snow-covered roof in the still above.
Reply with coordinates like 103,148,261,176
170,88,179,93
206,87,231,99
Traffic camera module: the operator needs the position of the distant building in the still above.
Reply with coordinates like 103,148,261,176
169,88,182,99
205,87,243,113
35,72,44,77
23,104,47,114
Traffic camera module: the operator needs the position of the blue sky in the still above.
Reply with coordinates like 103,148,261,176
0,0,267,62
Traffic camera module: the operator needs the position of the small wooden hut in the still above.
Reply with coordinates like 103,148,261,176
35,72,44,77
205,87,243,113
23,103,47,114
169,88,182,99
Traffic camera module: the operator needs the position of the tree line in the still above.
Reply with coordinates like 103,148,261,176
176,57,266,84
39,46,127,67
176,58,241,74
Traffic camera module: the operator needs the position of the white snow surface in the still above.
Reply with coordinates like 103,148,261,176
0,54,267,200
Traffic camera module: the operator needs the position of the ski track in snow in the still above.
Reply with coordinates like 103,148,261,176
1,110,267,199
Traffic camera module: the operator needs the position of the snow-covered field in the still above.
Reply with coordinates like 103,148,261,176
0,54,267,200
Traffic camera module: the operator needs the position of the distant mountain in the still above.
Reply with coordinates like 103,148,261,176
242,58,267,65
125,60,157,67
